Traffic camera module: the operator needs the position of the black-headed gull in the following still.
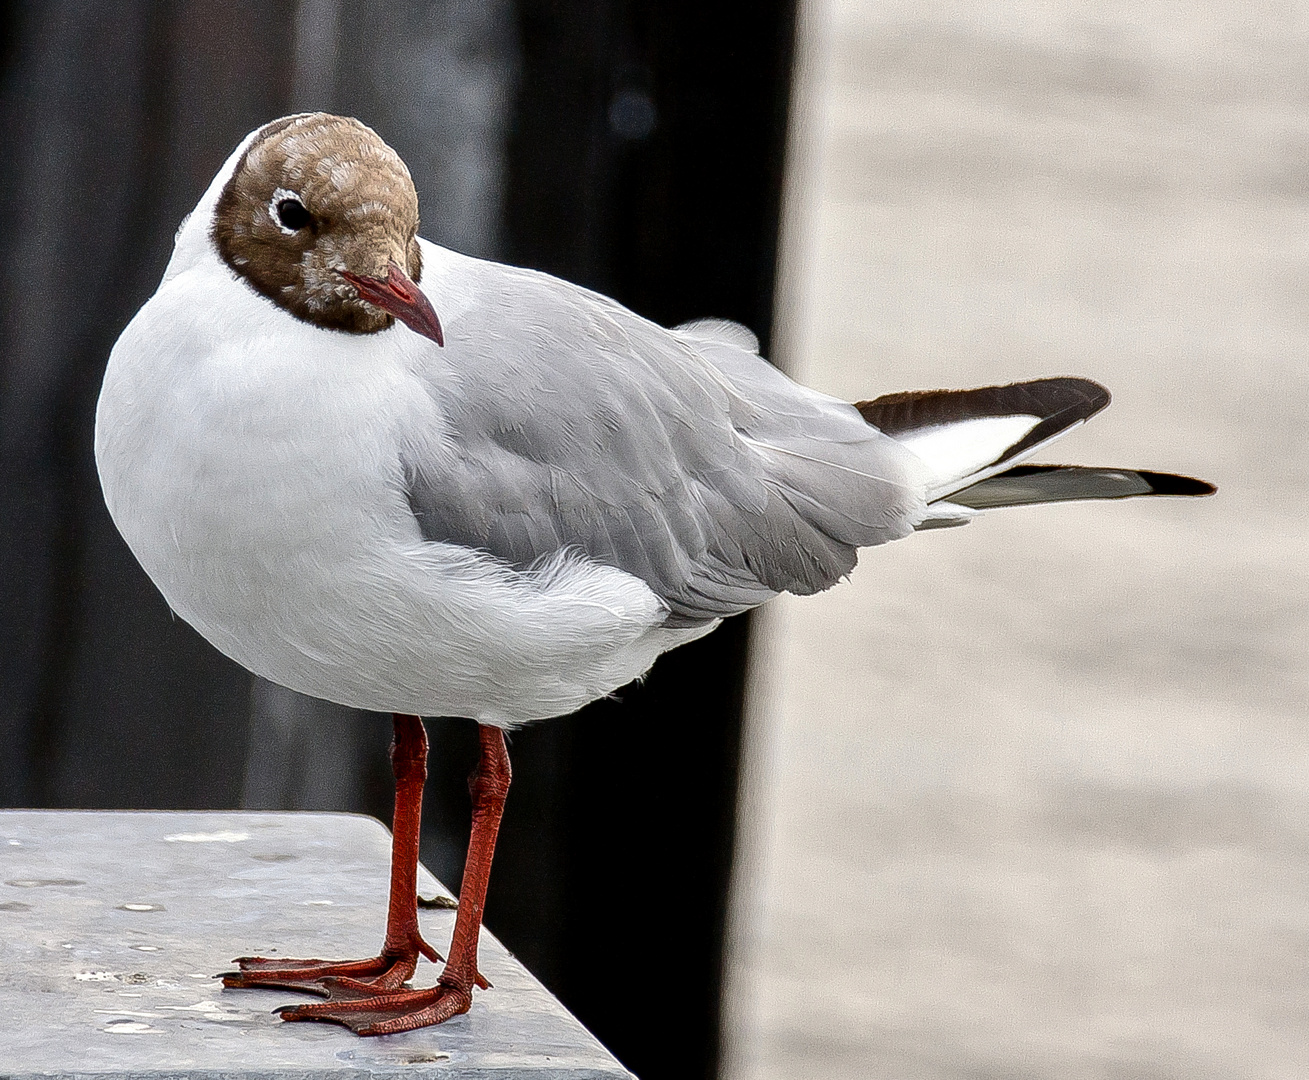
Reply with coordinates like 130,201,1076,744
94,113,1213,1035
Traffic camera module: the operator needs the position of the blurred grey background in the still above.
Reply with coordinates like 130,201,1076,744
724,2,1308,1079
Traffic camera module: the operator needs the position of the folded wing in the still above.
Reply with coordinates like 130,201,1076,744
401,262,928,624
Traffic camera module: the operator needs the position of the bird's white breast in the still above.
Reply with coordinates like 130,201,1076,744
95,258,700,726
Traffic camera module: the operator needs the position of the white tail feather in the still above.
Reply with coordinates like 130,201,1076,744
896,414,1042,495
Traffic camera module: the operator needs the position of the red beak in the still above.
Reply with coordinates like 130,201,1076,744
340,260,444,347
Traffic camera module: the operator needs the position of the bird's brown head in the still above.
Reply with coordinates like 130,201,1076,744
211,112,442,345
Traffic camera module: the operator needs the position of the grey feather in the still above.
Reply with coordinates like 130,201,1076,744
950,464,1215,509
674,317,761,354
403,261,928,622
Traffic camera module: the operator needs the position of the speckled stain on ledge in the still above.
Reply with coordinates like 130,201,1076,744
0,809,634,1079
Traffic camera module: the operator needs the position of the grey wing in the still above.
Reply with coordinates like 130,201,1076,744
402,266,928,623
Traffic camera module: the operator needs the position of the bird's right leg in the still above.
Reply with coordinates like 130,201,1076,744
223,713,447,995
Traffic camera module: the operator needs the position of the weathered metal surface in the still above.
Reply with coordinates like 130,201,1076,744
0,810,633,1079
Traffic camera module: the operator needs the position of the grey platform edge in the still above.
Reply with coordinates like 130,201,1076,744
0,810,634,1079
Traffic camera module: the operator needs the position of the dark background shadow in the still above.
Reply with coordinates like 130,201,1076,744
0,3,795,1077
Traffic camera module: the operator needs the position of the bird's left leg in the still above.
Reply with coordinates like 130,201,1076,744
276,722,511,1034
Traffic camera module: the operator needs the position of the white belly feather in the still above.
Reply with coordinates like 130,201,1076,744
95,265,701,726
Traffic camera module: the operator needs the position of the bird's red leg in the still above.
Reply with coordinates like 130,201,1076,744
223,713,443,995
276,723,511,1035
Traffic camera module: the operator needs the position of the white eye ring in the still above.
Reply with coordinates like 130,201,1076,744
269,187,310,234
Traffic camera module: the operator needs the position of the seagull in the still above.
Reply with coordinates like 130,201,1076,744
94,113,1214,1036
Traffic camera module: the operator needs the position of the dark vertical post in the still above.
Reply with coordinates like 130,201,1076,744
0,1,295,811
450,3,799,1078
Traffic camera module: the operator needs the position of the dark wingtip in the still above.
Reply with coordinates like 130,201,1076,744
948,463,1215,510
855,376,1111,433
1138,471,1216,497
1074,376,1112,413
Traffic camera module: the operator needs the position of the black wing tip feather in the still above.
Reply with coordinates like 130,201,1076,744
1134,470,1217,497
953,464,1217,511
999,464,1215,496
855,377,1111,436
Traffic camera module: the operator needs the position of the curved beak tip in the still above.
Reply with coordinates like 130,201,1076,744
340,261,444,347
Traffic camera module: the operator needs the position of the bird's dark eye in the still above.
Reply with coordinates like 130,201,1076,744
275,197,312,231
